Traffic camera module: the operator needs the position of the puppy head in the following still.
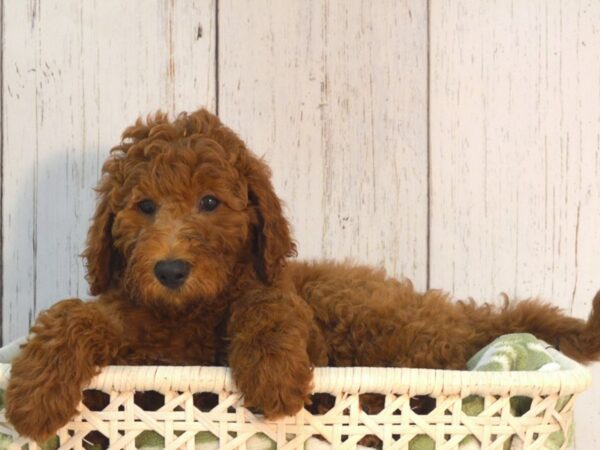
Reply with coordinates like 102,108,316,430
82,109,296,311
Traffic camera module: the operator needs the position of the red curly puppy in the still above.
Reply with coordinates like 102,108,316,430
6,109,600,442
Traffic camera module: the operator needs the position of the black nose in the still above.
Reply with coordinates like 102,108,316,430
154,260,190,289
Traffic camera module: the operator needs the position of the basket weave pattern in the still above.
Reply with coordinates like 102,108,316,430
0,354,590,450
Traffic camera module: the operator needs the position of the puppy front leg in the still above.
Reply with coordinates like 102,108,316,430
228,289,313,419
6,299,121,442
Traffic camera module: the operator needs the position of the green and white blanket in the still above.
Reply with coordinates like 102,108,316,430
0,333,573,450
409,333,572,450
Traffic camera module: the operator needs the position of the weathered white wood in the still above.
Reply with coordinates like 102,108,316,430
2,0,216,342
218,0,429,289
430,1,600,447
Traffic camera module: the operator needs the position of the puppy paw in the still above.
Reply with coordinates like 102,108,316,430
5,299,119,442
235,351,313,419
6,367,82,442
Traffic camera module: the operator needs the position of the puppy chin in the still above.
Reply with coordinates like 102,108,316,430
128,281,221,318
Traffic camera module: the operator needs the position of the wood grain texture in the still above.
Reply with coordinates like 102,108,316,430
429,1,600,447
2,0,216,341
218,0,429,289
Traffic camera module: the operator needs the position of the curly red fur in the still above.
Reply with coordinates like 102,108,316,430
6,109,600,442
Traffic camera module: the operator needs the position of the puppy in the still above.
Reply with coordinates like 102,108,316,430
6,109,600,441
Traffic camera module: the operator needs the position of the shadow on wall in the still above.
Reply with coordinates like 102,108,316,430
2,146,102,344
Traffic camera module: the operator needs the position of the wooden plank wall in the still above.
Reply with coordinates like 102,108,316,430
2,0,216,339
218,0,429,286
429,2,600,441
2,0,599,447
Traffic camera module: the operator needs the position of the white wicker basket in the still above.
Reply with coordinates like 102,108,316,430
0,348,591,450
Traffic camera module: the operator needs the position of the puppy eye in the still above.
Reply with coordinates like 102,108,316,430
199,195,220,212
137,199,157,215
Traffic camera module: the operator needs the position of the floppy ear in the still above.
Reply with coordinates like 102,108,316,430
82,185,117,296
246,158,297,284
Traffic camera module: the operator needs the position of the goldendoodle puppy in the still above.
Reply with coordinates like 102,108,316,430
6,109,600,441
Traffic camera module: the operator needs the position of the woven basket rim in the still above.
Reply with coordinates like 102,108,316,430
0,348,590,397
